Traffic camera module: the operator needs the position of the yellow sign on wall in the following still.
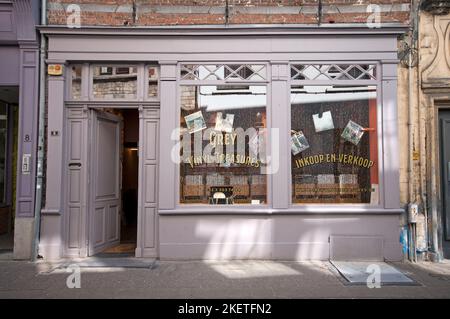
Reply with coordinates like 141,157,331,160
47,64,63,76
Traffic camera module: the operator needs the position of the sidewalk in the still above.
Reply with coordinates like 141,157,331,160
0,259,449,298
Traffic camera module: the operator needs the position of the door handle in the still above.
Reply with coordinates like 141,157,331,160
69,163,82,167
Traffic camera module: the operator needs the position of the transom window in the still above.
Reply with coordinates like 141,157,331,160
291,64,377,81
67,64,160,101
180,64,267,81
92,65,138,99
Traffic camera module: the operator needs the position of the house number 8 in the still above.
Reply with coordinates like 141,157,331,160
24,134,30,142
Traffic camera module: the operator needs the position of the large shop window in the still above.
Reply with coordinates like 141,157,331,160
179,84,268,205
290,84,379,204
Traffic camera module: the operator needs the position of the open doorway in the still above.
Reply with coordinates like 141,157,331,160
91,108,139,257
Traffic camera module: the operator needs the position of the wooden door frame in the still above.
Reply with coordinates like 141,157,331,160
438,108,450,258
427,96,450,261
62,104,159,259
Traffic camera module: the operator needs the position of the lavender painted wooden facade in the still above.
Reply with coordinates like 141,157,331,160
0,0,39,217
38,25,406,261
0,0,40,259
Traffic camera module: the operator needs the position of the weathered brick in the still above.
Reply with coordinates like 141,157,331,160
47,0,410,26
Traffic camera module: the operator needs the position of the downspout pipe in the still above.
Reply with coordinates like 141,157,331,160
32,0,46,261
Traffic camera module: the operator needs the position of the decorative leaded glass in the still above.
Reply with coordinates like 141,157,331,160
291,64,376,81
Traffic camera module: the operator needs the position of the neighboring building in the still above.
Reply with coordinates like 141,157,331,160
35,0,412,261
396,0,450,261
0,0,40,259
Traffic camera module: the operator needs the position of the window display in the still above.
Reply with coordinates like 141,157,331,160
290,85,379,204
179,85,267,205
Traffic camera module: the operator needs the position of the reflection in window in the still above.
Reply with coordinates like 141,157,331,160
71,65,82,100
93,65,137,99
180,85,267,205
290,85,379,204
148,66,159,98
0,104,7,205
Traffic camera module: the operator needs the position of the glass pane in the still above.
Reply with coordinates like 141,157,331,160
71,65,82,100
180,64,267,81
291,64,377,81
290,85,379,204
93,66,137,99
180,85,267,205
148,66,159,98
0,104,7,204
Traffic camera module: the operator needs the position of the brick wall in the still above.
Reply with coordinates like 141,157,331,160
47,0,410,26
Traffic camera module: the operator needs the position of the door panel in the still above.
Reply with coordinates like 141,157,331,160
439,111,450,258
136,114,159,257
65,109,90,257
89,110,122,256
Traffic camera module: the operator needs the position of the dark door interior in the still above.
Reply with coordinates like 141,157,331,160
439,110,450,259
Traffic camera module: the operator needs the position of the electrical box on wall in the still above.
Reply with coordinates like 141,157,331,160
408,203,419,223
22,154,31,174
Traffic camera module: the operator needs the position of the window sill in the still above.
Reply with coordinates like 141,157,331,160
159,207,404,215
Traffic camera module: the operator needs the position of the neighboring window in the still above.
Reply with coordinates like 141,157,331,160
148,66,159,98
115,67,131,75
70,65,82,100
179,85,267,205
0,104,7,205
99,66,113,75
290,85,379,204
92,65,138,99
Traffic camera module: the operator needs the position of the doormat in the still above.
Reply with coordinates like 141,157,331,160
58,257,157,269
330,261,418,286
101,243,136,254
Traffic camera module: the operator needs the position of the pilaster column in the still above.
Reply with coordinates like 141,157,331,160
42,72,66,213
158,61,177,210
382,61,400,209
38,67,66,260
15,42,39,218
270,61,290,209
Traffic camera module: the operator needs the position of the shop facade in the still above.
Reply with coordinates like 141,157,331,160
0,0,40,259
39,25,405,261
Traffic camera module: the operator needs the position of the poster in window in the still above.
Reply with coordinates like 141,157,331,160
291,131,310,155
215,112,235,133
312,111,334,132
184,111,207,134
341,120,365,145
